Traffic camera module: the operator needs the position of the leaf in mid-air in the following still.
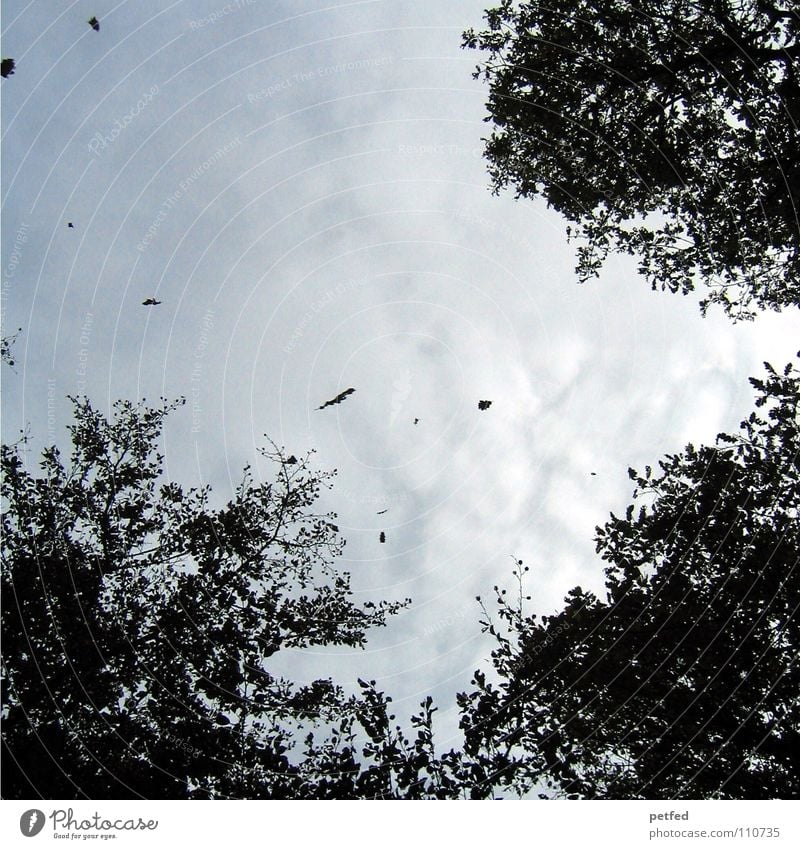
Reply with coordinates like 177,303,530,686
317,388,356,410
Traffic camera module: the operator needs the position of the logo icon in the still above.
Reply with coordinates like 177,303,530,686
20,809,46,837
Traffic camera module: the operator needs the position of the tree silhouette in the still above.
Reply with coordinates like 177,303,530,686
457,356,800,798
464,0,800,319
2,396,460,798
9,378,794,800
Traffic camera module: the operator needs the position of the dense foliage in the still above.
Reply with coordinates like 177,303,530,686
456,356,800,798
4,357,799,798
464,0,800,319
1,397,457,798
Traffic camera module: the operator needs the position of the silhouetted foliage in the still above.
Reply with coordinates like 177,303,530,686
1,396,460,798
478,400,493,410
8,378,796,800
1,328,22,368
464,0,800,319
1,58,15,78
457,356,800,798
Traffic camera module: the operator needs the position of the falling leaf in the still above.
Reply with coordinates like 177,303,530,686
317,388,356,410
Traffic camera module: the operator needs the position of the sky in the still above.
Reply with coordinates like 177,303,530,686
2,0,798,751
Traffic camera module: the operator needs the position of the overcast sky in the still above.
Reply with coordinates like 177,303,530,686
2,0,798,750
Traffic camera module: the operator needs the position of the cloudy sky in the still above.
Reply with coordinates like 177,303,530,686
2,0,798,749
